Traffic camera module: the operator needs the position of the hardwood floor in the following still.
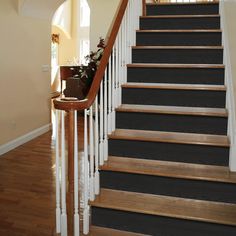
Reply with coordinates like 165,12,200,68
0,114,84,236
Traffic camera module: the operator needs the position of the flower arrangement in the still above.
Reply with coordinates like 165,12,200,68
77,38,105,86
64,38,106,100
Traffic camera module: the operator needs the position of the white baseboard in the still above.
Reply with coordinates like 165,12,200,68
0,124,51,156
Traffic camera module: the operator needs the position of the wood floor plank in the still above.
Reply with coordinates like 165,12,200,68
109,129,230,147
116,104,228,117
102,156,236,183
91,189,236,226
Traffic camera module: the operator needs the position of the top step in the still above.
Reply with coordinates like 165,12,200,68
146,2,219,16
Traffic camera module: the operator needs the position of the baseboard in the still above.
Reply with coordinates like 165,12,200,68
0,124,51,156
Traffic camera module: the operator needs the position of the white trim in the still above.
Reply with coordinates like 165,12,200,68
0,124,51,156
220,0,236,171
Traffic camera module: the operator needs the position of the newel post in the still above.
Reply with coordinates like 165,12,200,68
67,110,75,236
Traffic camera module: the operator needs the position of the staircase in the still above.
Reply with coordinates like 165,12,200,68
88,1,236,235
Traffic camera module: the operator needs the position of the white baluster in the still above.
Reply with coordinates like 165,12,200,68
118,29,122,106
115,38,119,108
104,69,108,161
123,10,127,84
73,111,79,236
112,47,116,131
99,82,104,166
55,110,61,234
94,96,100,195
89,106,95,201
61,111,67,236
83,109,90,235
108,56,112,134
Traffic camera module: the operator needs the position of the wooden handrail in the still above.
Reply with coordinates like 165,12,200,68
54,0,129,111
142,0,146,16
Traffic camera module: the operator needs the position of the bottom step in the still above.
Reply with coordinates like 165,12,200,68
91,189,236,236
86,226,146,236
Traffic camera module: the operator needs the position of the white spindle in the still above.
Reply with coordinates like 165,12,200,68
94,96,100,195
108,56,112,134
104,69,108,161
83,109,89,235
73,111,80,236
115,38,119,108
123,10,127,84
118,29,122,106
61,111,67,236
112,47,116,131
89,106,95,201
55,110,61,234
99,83,104,166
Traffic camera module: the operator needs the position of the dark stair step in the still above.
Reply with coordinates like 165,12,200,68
136,29,222,46
100,156,236,203
122,82,226,108
91,189,236,236
108,129,229,166
127,63,225,84
116,104,228,135
146,2,219,16
132,46,223,64
140,15,220,30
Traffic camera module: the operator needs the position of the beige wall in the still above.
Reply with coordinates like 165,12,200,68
223,0,236,113
52,0,79,65
88,0,121,50
0,0,55,145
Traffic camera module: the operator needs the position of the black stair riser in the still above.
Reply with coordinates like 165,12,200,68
127,67,224,85
146,3,219,16
100,171,236,204
108,139,229,166
136,32,222,46
132,49,223,64
92,207,236,236
116,112,227,135
122,88,226,108
140,17,220,30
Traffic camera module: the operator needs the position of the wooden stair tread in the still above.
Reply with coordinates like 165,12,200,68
87,226,147,236
116,104,228,117
132,46,223,49
122,83,226,91
137,29,222,33
109,129,229,147
147,1,219,5
102,156,236,184
127,63,224,68
141,14,220,19
91,189,236,226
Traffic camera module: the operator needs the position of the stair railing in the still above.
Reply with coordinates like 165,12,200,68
53,0,142,235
